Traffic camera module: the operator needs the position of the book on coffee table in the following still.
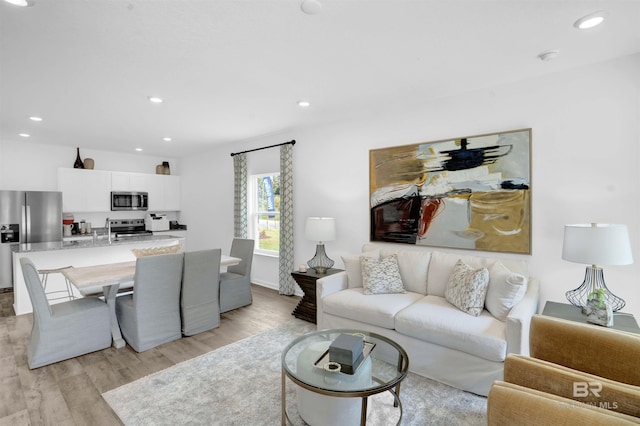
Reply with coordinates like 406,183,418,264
313,341,376,375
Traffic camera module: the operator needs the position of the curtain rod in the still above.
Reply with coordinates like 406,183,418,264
230,140,296,157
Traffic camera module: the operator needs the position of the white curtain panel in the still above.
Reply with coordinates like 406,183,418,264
279,144,295,295
233,153,248,239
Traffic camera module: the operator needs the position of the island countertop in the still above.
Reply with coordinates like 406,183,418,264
14,234,184,253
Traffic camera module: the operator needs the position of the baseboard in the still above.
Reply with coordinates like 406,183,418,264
252,279,303,297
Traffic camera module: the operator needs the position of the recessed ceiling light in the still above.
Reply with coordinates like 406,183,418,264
29,116,42,122
163,137,172,142
135,148,143,152
148,96,163,103
297,100,311,108
19,133,30,138
4,0,32,7
301,0,322,15
574,11,607,30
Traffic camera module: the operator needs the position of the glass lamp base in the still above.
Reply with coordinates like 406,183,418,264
307,244,334,274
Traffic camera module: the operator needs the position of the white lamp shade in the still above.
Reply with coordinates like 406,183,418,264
305,217,336,242
562,223,633,266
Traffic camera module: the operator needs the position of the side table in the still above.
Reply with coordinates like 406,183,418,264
542,301,640,334
291,268,343,324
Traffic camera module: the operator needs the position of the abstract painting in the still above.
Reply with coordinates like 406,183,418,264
369,129,531,254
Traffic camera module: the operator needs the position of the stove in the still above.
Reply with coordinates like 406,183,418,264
108,219,153,238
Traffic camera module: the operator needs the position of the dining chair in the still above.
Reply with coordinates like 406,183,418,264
20,258,112,369
115,253,184,352
220,238,255,313
181,249,222,336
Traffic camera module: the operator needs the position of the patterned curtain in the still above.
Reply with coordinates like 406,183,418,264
233,153,248,238
278,144,295,295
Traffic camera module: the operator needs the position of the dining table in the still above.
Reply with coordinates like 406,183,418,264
62,254,241,349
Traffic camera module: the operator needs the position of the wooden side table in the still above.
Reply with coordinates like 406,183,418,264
542,301,640,334
291,268,343,324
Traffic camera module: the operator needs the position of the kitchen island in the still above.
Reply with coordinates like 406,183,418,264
12,234,185,315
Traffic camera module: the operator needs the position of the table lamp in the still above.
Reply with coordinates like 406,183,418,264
305,217,336,274
562,223,633,312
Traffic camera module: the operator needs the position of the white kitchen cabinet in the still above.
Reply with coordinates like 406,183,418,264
58,168,110,212
147,174,181,211
111,172,148,192
58,168,180,212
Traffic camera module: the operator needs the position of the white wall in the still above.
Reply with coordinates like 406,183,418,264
181,53,640,318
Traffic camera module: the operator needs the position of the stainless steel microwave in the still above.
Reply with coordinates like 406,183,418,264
111,191,149,211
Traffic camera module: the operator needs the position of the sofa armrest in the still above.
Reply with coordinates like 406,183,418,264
316,271,348,328
505,277,540,356
487,381,639,426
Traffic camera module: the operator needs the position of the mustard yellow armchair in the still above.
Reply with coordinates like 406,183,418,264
488,314,640,425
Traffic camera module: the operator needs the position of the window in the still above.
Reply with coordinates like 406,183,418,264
249,173,280,255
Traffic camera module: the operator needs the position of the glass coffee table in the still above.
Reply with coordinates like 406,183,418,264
281,329,409,425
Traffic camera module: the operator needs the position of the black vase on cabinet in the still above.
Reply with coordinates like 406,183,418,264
73,147,84,169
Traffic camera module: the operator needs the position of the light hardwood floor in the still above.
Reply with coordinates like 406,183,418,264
0,285,301,425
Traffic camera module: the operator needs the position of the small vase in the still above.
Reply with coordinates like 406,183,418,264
156,164,165,174
584,298,613,327
84,158,94,169
162,161,170,175
73,147,84,169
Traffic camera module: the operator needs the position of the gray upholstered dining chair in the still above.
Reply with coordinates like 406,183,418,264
20,258,112,369
115,253,184,352
180,249,222,336
219,238,255,313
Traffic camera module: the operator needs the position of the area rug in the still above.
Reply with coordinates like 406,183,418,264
103,320,486,425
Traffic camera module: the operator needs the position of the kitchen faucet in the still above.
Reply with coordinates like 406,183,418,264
105,217,112,243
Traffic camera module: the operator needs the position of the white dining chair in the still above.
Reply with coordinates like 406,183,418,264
219,238,255,313
115,253,184,352
181,249,222,336
20,258,112,369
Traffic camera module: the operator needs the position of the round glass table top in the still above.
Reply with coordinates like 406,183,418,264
281,329,409,396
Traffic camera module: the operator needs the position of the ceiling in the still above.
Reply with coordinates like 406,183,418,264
1,1,639,158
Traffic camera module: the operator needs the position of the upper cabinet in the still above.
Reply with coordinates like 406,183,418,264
58,169,181,212
111,172,148,192
147,174,181,211
58,169,111,212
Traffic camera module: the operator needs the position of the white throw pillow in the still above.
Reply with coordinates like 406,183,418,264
341,250,380,288
444,259,489,317
360,254,406,295
485,261,528,321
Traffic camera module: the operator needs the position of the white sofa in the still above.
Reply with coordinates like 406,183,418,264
316,243,540,396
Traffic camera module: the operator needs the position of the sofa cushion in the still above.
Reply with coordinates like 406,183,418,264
485,261,528,321
445,260,489,317
322,288,423,329
341,250,380,289
361,254,406,295
361,244,431,295
427,251,528,297
395,295,508,362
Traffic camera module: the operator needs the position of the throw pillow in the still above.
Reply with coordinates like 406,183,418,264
485,261,528,321
131,243,183,258
445,259,489,317
341,250,380,288
360,254,406,295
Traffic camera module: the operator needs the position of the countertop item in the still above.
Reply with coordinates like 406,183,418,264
14,234,184,253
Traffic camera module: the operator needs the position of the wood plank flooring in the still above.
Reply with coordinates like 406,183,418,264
0,285,301,425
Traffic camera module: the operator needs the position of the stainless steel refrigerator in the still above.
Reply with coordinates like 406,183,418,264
0,191,63,288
